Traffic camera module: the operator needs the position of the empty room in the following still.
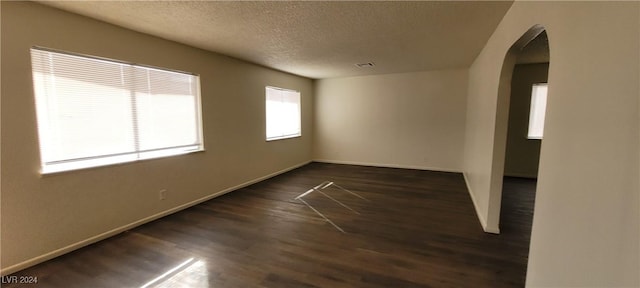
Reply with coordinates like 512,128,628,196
1,1,638,287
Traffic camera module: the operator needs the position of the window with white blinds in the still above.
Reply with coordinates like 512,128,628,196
527,83,548,140
265,86,301,141
31,47,204,174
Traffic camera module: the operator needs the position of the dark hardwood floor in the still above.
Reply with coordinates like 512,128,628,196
3,163,536,287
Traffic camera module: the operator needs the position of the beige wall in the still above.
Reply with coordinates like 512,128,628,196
504,63,548,178
1,2,313,273
463,1,639,286
314,70,467,172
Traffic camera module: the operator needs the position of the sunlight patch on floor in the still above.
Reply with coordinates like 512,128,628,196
140,258,208,288
295,181,369,233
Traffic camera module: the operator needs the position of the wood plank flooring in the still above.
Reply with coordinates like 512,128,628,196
3,163,536,287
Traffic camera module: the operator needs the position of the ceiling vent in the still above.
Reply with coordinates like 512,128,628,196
355,62,375,68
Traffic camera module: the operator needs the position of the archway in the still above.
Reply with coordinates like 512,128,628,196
485,25,549,232
499,32,549,251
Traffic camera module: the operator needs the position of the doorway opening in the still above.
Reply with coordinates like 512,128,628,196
484,26,550,282
486,25,550,235
499,30,549,240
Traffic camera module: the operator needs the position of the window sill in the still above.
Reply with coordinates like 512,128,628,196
39,148,205,176
266,134,301,142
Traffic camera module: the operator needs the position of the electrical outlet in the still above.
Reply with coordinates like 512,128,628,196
159,189,167,200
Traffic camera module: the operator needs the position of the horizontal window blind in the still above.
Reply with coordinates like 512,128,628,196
265,86,301,141
31,47,204,173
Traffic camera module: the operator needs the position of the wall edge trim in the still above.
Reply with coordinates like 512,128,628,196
463,172,500,234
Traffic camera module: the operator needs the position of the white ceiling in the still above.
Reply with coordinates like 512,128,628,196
39,1,514,79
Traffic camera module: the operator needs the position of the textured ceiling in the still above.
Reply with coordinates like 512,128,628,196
39,1,514,79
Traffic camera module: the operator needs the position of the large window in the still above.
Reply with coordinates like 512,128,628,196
265,86,301,141
31,47,204,174
527,83,548,140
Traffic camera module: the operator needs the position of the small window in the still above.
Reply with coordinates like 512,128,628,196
31,47,204,174
527,83,548,140
265,86,301,141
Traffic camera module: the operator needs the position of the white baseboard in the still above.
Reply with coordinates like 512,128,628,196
313,159,462,173
0,160,311,276
463,172,500,234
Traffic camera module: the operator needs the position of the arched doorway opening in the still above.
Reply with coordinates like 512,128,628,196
499,31,549,249
486,25,550,237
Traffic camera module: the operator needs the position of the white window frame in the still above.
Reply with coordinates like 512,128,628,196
31,47,204,174
527,83,548,140
265,86,301,141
